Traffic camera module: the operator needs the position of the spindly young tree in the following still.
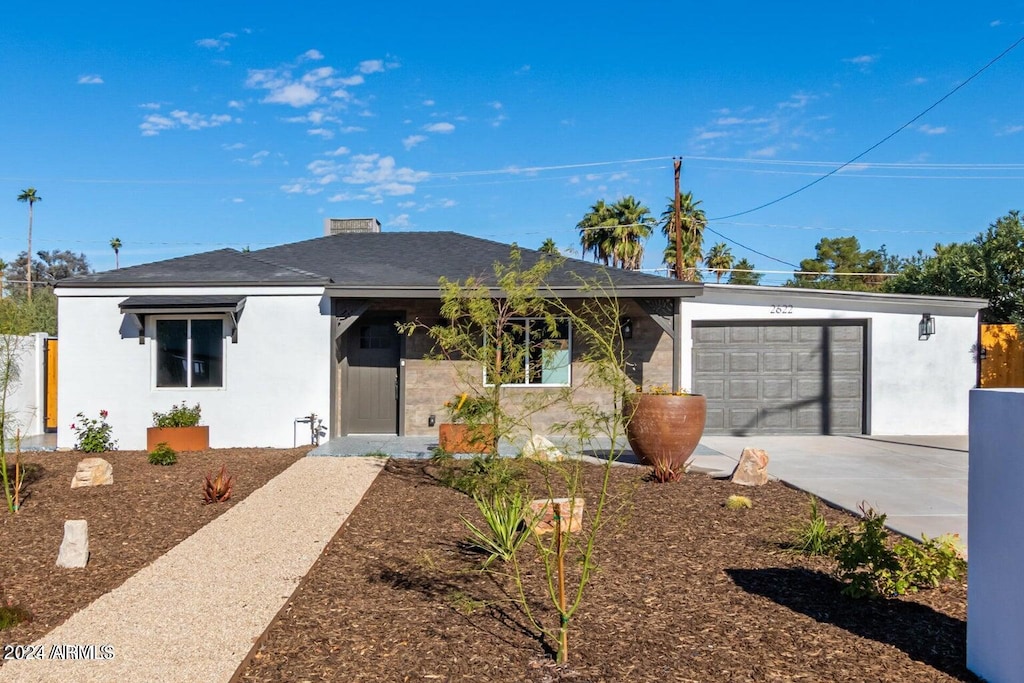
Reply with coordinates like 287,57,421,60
16,188,41,303
727,257,763,285
704,242,734,283
110,237,122,269
660,191,706,281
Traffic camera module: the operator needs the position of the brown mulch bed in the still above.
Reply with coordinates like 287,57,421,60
0,447,307,651
239,459,974,683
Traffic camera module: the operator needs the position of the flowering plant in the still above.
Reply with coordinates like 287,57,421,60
444,393,496,424
71,410,117,453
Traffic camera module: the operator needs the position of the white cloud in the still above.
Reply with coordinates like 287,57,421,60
264,82,320,107
516,65,531,75
997,124,1023,136
778,92,816,109
491,114,507,128
489,101,503,110
749,146,778,158
343,154,429,197
918,124,948,135
222,142,245,150
391,213,411,228
358,59,385,74
340,126,366,133
911,77,928,85
308,128,334,138
77,74,103,85
196,38,229,50
398,201,416,208
843,54,878,65
232,198,244,203
227,100,245,109
337,75,364,86
325,146,350,156
140,110,235,136
403,134,427,149
139,102,161,110
303,49,325,61
716,116,770,125
423,99,435,106
990,19,1003,27
697,131,728,141
424,122,455,133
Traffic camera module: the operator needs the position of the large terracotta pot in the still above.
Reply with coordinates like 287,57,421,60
624,394,706,474
146,426,210,452
438,423,495,454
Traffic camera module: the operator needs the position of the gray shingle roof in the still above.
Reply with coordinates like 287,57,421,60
58,231,697,295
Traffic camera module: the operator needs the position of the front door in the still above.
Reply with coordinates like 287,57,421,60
345,315,401,434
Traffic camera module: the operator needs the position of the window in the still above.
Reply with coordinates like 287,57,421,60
487,318,571,386
155,318,224,388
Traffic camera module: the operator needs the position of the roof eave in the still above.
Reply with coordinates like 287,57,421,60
324,284,704,299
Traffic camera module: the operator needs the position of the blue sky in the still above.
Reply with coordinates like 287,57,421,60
2,2,1022,284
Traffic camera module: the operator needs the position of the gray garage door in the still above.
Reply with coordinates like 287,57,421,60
692,322,865,435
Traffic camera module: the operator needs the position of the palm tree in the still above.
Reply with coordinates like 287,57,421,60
16,188,41,302
660,191,706,281
705,242,734,283
608,196,654,270
577,200,615,266
538,237,559,256
728,257,763,285
110,237,122,269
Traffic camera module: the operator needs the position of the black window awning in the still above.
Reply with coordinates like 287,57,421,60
119,295,246,343
118,295,246,314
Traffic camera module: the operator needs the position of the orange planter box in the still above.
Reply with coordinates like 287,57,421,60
146,426,210,452
438,423,495,454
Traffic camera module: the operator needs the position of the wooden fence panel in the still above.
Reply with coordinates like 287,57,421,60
45,338,58,431
980,324,1024,388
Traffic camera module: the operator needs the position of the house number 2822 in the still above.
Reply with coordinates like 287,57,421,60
770,305,793,314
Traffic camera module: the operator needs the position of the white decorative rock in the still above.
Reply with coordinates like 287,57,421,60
71,457,113,488
731,448,770,486
56,519,90,568
522,435,564,462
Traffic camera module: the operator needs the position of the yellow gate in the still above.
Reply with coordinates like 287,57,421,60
980,324,1024,388
45,338,58,431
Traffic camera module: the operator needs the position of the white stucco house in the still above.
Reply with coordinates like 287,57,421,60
54,219,985,450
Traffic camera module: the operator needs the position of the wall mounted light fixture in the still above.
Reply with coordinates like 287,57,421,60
620,316,633,339
919,313,936,340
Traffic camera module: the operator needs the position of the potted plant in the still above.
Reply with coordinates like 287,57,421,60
146,402,209,452
438,393,496,454
623,385,706,482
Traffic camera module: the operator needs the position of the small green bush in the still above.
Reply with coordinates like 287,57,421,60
70,410,117,453
894,533,967,589
789,495,842,556
152,402,202,428
0,603,31,630
439,454,525,499
148,442,177,466
462,491,536,567
726,495,752,510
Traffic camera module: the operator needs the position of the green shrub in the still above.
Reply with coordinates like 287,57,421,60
726,495,752,510
70,410,117,453
894,533,967,589
148,442,177,466
789,495,842,556
462,491,536,567
0,602,31,630
439,454,525,499
152,402,202,428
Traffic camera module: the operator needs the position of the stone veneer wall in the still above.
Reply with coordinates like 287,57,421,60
392,299,675,440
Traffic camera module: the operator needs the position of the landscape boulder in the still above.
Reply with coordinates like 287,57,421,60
56,519,90,568
71,457,113,489
527,497,584,534
730,448,770,486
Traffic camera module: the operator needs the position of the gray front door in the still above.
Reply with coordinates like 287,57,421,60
693,321,866,435
345,316,400,434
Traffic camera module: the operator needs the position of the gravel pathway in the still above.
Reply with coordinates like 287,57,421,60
0,456,384,683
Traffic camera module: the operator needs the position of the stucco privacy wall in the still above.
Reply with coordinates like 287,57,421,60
2,333,50,438
57,288,330,450
967,388,1024,681
683,286,982,435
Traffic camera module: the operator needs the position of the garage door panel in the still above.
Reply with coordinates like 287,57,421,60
729,327,759,343
729,352,759,372
728,379,759,400
694,321,864,435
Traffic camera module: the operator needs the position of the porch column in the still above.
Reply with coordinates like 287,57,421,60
673,297,682,393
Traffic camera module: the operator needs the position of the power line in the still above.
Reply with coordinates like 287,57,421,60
708,33,1024,221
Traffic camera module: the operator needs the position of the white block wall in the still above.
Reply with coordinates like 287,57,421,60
968,388,1024,682
56,288,331,450
2,333,50,438
683,288,981,434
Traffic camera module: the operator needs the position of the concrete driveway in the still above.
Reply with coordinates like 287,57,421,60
691,434,969,554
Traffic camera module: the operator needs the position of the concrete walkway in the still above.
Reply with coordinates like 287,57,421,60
0,457,384,683
692,435,969,551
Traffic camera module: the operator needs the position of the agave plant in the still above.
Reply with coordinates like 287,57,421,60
203,465,233,504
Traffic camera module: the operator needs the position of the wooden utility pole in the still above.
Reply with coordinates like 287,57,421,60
673,158,683,280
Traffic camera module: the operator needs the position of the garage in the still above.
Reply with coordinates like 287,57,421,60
692,320,866,435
